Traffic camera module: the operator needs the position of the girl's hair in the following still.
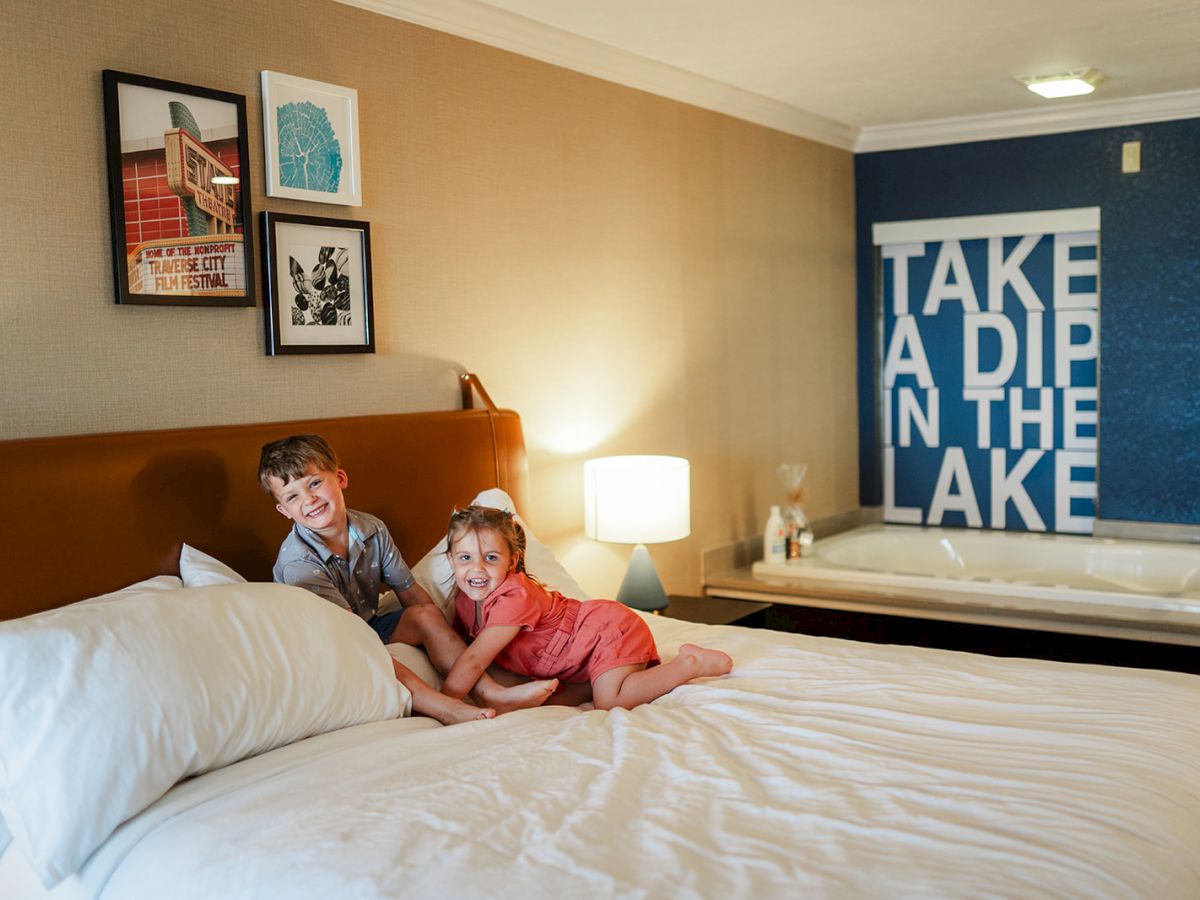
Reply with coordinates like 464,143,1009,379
258,434,339,494
447,505,536,581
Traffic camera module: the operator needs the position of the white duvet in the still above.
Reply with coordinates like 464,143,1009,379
6,616,1199,899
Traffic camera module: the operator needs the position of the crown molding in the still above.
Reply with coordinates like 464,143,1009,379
333,0,858,150
855,88,1200,153
336,0,1200,156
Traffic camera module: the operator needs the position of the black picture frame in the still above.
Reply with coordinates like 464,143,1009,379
102,70,255,307
260,211,375,355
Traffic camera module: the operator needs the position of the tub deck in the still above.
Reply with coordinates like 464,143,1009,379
706,525,1200,649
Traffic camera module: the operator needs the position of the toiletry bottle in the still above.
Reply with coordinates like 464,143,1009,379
786,520,801,559
763,505,787,564
783,500,812,560
798,528,815,557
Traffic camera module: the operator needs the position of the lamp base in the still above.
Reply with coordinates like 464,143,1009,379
615,544,669,612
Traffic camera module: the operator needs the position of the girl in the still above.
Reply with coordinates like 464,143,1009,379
441,505,732,711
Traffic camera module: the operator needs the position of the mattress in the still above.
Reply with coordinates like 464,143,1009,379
3,614,1198,899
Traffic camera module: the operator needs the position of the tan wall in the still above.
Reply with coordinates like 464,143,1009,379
0,0,857,598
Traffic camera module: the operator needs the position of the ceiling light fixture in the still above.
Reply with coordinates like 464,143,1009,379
1017,68,1107,99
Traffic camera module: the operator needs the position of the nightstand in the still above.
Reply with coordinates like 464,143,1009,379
664,595,773,628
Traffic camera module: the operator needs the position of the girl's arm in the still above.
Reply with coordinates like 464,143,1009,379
442,624,521,699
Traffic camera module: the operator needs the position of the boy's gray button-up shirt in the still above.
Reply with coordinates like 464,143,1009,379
273,508,415,621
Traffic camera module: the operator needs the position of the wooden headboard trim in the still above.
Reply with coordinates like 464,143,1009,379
460,372,505,491
459,372,498,413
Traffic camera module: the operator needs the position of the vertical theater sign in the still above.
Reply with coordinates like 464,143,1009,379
103,71,255,307
873,208,1099,534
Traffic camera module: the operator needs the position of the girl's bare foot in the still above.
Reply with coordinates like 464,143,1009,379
423,693,496,726
677,643,733,678
393,657,496,724
476,678,560,714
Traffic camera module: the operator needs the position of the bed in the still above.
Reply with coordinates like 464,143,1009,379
2,374,1198,899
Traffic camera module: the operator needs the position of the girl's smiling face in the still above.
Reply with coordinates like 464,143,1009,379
449,526,515,601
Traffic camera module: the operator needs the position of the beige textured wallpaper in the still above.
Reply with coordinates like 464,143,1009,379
0,0,857,597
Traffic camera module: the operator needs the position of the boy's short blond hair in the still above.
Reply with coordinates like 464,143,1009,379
258,434,340,494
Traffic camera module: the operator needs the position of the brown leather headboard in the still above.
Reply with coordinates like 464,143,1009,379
0,374,528,620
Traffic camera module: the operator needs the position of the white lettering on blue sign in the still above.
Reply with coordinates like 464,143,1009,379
923,241,980,315
880,218,1098,533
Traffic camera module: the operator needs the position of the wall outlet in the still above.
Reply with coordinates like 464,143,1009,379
1122,141,1141,174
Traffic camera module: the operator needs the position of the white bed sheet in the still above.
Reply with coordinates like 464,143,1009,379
5,616,1199,899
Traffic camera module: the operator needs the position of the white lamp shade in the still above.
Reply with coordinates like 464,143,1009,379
583,455,690,544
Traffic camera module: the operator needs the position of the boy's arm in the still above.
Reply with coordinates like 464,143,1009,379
375,522,425,604
394,581,437,608
442,625,520,699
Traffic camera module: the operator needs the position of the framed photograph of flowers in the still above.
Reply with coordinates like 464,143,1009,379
261,71,362,206
102,69,255,306
260,212,374,355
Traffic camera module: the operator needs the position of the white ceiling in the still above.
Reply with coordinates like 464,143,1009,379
340,0,1200,151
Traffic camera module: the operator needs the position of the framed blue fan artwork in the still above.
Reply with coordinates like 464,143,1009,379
261,71,362,206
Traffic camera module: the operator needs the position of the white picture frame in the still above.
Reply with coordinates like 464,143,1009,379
261,71,362,206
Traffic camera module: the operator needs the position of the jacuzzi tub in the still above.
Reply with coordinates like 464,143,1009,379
747,524,1200,644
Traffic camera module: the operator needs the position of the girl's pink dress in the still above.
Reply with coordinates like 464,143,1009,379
454,571,659,683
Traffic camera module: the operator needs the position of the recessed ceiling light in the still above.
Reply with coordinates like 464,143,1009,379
1017,68,1107,99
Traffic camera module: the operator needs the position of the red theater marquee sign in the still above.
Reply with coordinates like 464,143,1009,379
102,70,255,307
164,128,239,229
128,237,244,296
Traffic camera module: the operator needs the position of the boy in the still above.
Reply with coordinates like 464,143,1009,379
258,434,558,723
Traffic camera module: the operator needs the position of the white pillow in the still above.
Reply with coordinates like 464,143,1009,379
73,574,183,605
0,582,186,868
15,573,182,863
411,487,589,623
179,543,248,587
0,582,407,889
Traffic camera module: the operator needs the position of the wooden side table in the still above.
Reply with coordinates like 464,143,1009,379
664,595,773,628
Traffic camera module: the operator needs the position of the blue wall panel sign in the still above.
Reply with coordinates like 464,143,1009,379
874,209,1099,533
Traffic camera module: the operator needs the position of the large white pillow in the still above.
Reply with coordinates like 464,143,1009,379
411,487,589,623
176,547,437,686
73,573,183,605
179,543,248,587
0,577,182,864
0,582,408,889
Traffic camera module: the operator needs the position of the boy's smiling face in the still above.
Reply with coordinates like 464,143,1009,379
268,463,349,537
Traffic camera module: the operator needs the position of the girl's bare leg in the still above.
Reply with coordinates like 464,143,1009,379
472,676,559,714
392,658,495,725
487,664,526,687
393,605,558,712
591,644,732,711
544,681,594,707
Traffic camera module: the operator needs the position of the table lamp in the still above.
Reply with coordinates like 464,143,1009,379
583,455,690,612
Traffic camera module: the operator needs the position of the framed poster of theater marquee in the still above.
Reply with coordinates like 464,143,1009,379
102,70,255,306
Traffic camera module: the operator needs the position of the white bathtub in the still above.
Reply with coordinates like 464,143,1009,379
749,524,1200,645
